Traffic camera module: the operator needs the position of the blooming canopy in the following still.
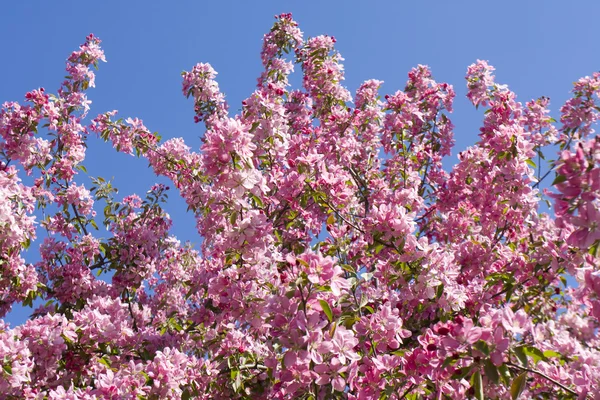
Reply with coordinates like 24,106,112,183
1,14,600,400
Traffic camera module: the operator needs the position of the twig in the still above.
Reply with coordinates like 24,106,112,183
532,136,573,189
125,289,139,332
506,362,578,397
399,384,416,399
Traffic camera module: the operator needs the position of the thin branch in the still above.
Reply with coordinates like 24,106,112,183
70,203,90,236
125,289,139,332
506,362,579,397
319,194,404,254
532,135,573,189
399,384,416,399
89,254,114,270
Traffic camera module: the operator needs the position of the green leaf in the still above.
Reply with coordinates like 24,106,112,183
98,356,111,368
169,318,183,332
230,211,238,225
485,272,512,283
3,363,12,376
474,340,490,356
525,159,536,168
523,346,546,364
98,242,107,256
297,258,309,268
441,356,458,369
249,193,264,208
340,264,356,274
327,213,335,225
498,364,511,386
22,291,33,307
472,371,484,400
514,346,528,367
185,286,196,300
510,372,527,399
249,121,261,133
484,360,500,384
319,299,334,323
451,366,472,380
182,388,193,400
436,284,444,300
551,174,567,185
231,368,242,392
589,240,600,257
542,350,561,359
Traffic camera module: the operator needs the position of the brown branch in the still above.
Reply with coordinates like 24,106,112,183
506,362,579,397
399,384,416,399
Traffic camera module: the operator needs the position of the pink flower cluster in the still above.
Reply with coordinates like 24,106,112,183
0,14,599,399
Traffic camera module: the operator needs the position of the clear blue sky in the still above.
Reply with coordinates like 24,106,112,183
2,1,599,325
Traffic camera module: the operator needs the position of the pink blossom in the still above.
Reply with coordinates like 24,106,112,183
0,16,598,399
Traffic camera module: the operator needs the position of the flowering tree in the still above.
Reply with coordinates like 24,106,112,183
1,13,599,399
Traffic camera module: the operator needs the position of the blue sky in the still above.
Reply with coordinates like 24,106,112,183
2,1,599,325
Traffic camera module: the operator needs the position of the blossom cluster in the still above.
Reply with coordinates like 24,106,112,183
0,14,599,399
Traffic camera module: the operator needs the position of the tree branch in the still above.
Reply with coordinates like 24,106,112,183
506,362,579,397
